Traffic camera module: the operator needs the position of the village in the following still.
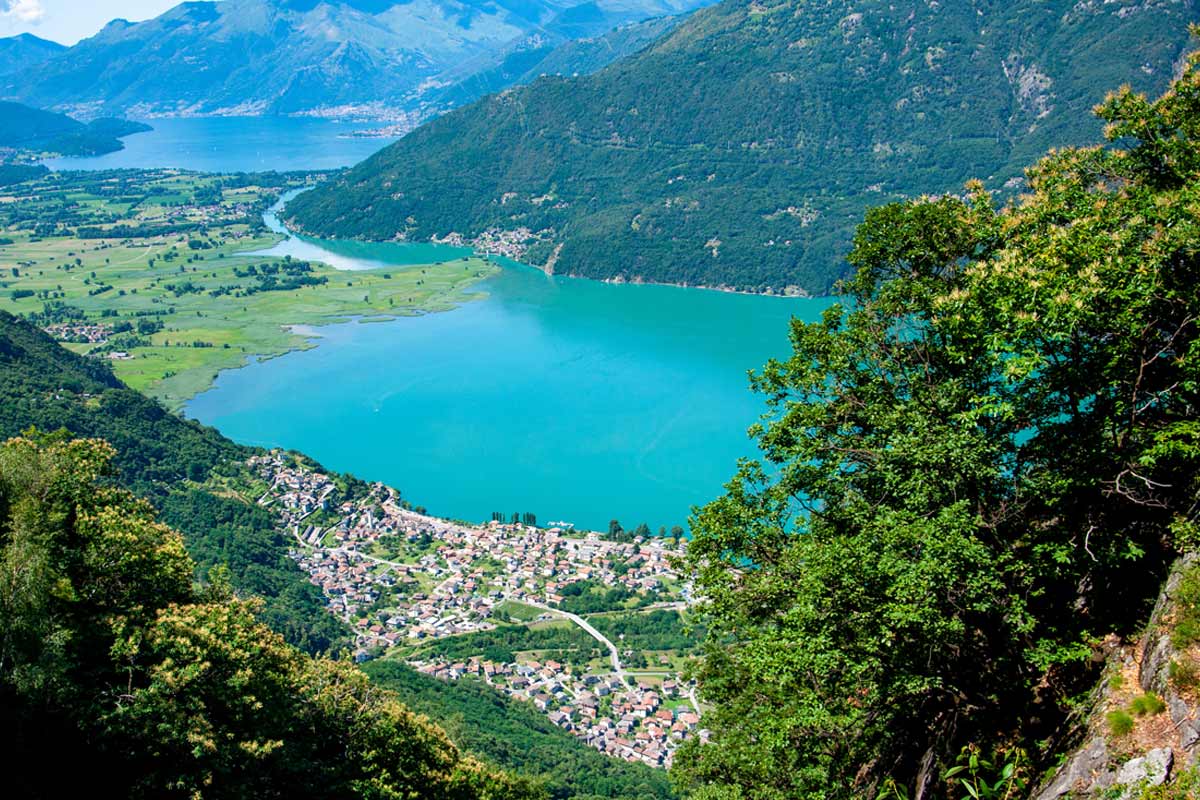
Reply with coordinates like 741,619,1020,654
246,450,705,768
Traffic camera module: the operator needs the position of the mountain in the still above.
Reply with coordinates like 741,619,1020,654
0,101,151,157
286,0,1198,294
421,14,683,113
2,0,712,119
0,308,345,654
0,33,65,78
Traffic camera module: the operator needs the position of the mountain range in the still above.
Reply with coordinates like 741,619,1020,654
286,0,1199,293
0,0,711,119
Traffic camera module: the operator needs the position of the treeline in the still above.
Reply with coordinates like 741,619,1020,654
590,610,701,653
411,622,600,666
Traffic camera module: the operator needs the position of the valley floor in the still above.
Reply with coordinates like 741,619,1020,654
0,168,497,408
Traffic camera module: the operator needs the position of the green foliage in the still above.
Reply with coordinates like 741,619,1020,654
1107,711,1135,738
589,610,703,653
0,435,541,800
366,660,675,800
290,1,1193,294
1129,693,1167,717
0,310,348,653
1134,766,1200,799
1169,659,1200,693
411,622,599,663
672,45,1200,800
941,746,1028,800
1171,564,1200,650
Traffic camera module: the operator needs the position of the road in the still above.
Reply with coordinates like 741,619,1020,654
515,596,627,682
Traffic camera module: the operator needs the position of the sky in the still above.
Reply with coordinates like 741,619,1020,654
0,0,185,45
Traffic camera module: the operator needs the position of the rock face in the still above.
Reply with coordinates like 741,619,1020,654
1115,748,1173,789
1035,555,1200,799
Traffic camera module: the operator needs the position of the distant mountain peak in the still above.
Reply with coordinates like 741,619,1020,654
0,0,717,117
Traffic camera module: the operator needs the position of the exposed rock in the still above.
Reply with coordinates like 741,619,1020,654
1141,632,1173,695
1035,554,1200,798
1115,747,1173,792
1035,737,1111,800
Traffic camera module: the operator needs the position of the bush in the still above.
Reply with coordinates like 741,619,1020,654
1107,710,1135,737
1130,693,1167,716
1170,659,1200,693
1171,566,1200,650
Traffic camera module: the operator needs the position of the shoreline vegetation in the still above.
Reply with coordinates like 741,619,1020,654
0,167,499,410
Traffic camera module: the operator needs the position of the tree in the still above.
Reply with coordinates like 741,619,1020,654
0,434,544,800
608,519,624,538
673,42,1200,800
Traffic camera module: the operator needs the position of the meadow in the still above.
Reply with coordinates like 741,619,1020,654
0,169,496,408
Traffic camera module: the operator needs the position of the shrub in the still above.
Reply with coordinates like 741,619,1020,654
1107,710,1135,737
1130,693,1167,716
1172,566,1200,650
1169,659,1200,693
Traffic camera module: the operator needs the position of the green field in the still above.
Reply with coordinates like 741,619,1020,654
0,169,497,408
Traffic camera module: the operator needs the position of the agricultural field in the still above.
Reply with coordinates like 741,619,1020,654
0,168,496,408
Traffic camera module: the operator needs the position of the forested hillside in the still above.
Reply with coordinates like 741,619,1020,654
0,433,540,799
0,101,149,156
671,36,1200,799
288,0,1196,294
0,310,346,652
0,311,688,796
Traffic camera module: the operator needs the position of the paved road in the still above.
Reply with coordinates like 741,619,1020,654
515,597,627,682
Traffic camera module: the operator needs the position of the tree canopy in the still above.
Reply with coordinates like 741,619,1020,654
674,35,1200,800
0,433,542,800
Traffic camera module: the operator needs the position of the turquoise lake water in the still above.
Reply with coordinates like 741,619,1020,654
65,117,831,531
187,255,828,532
185,197,831,531
44,116,397,172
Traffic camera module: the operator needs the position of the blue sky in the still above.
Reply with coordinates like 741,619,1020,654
0,0,184,45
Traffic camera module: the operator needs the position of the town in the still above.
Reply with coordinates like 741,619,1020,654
247,450,705,767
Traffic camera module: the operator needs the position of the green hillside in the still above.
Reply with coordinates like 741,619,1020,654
0,311,683,796
288,0,1196,293
366,660,675,800
0,309,347,653
0,101,149,157
0,432,539,800
672,35,1200,800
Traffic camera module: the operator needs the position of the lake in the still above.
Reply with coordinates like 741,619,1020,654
43,116,397,172
185,200,830,532
71,117,828,531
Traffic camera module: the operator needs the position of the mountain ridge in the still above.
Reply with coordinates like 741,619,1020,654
286,0,1198,294
1,0,714,119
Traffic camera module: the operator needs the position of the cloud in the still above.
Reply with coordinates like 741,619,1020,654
2,0,46,24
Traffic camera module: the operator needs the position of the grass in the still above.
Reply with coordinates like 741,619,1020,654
0,169,497,409
1107,709,1135,737
494,600,546,623
1129,692,1166,716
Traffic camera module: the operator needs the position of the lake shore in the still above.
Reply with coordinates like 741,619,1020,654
0,168,499,411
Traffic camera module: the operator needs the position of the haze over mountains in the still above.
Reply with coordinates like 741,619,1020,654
288,0,1198,293
0,0,712,118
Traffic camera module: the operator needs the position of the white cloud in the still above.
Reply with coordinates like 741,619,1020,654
3,0,46,24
